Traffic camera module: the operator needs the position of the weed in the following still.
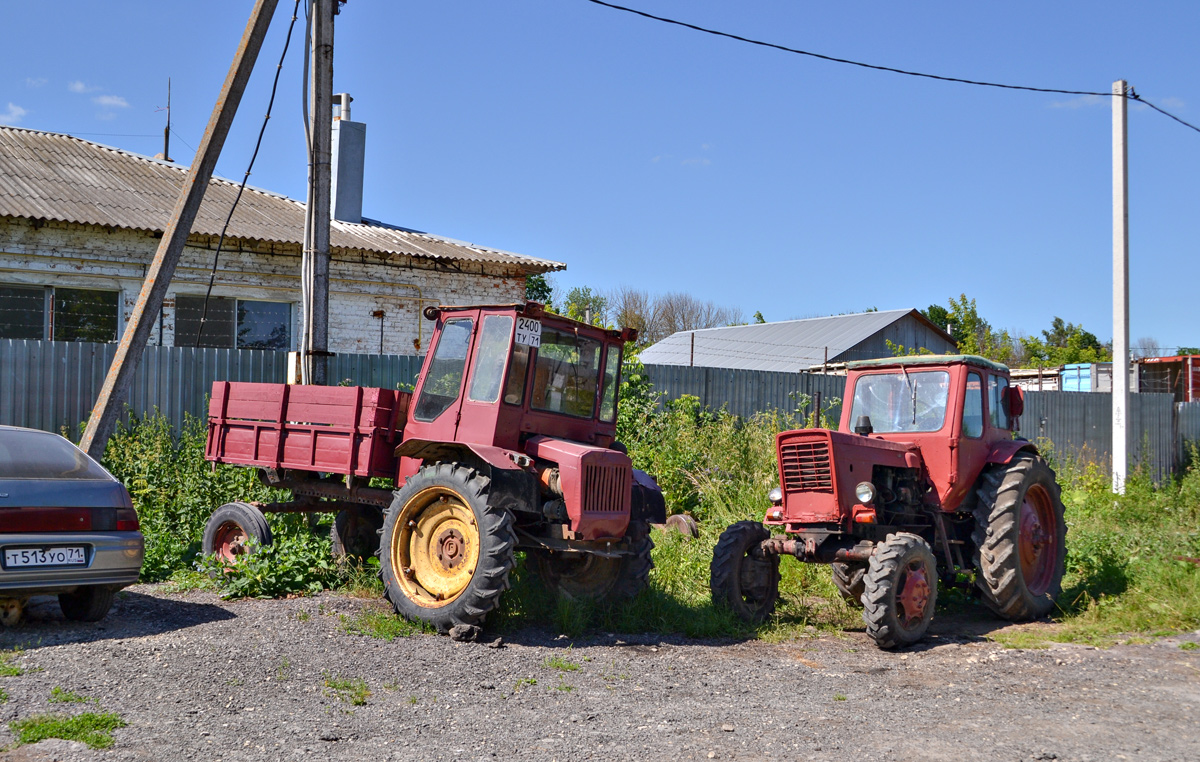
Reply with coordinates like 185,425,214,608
514,677,537,691
226,677,243,686
158,568,216,595
0,687,7,703
833,694,847,701
197,532,338,600
0,651,23,677
382,681,400,692
323,673,370,706
339,608,432,641
1181,641,1199,651
276,658,291,681
554,675,574,693
8,712,126,750
49,687,90,704
407,695,418,705
295,609,311,622
542,655,580,672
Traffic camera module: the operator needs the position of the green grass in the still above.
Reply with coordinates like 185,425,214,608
339,608,433,641
0,687,7,703
48,687,90,704
542,655,580,672
833,694,847,701
1180,641,1198,651
0,651,24,677
8,713,126,750
322,674,370,706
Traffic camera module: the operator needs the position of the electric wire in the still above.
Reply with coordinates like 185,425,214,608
194,0,303,348
582,0,1200,135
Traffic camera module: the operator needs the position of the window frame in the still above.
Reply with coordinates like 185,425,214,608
0,283,122,343
173,294,294,350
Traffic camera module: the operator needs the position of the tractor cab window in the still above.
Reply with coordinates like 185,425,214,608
598,344,622,423
989,374,1011,430
963,372,984,437
504,344,531,405
413,318,473,422
531,328,603,419
467,315,513,404
849,370,950,434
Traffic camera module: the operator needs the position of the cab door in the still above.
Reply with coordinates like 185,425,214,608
406,310,479,444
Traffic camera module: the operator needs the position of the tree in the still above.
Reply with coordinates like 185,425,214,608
1179,346,1200,356
753,311,766,324
921,304,950,332
602,287,742,346
1134,336,1162,359
1019,316,1112,367
525,273,553,305
562,286,607,326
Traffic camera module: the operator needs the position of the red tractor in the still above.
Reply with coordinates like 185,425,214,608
710,355,1067,649
204,302,665,633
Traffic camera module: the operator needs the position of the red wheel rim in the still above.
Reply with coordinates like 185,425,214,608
1019,485,1057,594
896,560,931,630
213,521,248,563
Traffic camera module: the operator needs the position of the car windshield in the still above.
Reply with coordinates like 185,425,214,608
0,428,113,480
849,370,951,434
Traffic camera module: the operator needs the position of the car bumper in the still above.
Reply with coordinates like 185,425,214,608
0,531,144,595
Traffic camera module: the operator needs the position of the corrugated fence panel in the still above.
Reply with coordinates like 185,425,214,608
1179,402,1200,463
643,364,845,424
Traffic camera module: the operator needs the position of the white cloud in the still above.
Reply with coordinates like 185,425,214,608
701,143,712,150
68,80,91,93
93,95,129,108
1048,94,1106,110
2,103,28,124
25,77,47,88
681,157,711,167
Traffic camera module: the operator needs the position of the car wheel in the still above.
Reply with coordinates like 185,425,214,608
59,586,116,622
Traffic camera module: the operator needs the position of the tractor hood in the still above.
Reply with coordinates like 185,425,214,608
775,429,923,525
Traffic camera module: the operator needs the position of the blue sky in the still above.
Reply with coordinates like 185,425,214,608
4,1,1198,352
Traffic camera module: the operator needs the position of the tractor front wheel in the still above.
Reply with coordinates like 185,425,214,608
379,463,515,633
202,502,273,563
331,506,384,560
529,521,653,602
710,521,780,623
972,455,1067,620
862,532,938,649
831,562,866,608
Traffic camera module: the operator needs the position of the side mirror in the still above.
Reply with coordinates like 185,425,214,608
1003,386,1024,418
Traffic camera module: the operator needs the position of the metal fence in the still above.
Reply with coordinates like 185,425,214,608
3,340,1197,478
0,339,422,435
642,364,845,423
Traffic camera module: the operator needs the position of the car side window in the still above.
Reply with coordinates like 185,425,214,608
963,372,984,438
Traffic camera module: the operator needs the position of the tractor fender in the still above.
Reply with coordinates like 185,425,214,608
394,438,525,471
985,439,1039,465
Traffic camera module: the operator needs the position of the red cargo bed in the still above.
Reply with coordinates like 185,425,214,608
205,382,409,479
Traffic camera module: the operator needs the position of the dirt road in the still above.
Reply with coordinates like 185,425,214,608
1,586,1197,761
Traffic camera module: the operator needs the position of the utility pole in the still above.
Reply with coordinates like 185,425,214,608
79,0,279,460
1112,80,1130,494
301,0,335,385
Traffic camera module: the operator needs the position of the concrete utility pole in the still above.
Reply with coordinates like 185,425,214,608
1112,80,1130,494
79,0,279,460
301,0,335,385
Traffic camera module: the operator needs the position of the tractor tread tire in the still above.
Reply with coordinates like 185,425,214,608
862,532,937,650
971,455,1067,621
832,562,867,607
331,506,384,559
710,521,780,623
202,502,273,557
530,521,654,602
378,462,516,634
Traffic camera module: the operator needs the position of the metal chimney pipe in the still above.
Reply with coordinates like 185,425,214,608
335,92,352,121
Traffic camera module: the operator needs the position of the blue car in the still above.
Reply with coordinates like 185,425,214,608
0,426,144,625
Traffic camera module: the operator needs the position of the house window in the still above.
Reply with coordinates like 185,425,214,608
174,295,292,350
0,285,120,342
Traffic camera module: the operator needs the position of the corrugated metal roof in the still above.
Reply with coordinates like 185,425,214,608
0,126,564,273
638,309,942,372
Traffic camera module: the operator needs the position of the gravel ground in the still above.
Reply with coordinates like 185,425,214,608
1,585,1198,762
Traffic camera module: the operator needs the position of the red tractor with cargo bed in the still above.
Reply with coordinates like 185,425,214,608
204,302,665,633
710,355,1067,649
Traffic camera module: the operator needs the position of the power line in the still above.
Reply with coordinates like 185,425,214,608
582,0,1200,135
196,0,303,347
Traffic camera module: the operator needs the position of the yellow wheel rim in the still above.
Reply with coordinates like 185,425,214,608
391,487,480,608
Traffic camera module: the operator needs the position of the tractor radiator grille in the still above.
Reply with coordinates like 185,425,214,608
582,463,631,514
780,441,834,493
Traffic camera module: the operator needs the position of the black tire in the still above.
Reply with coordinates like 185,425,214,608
709,521,780,623
331,506,384,559
378,463,516,633
862,532,938,649
832,563,866,607
202,502,273,562
972,455,1067,621
59,586,116,622
529,521,654,602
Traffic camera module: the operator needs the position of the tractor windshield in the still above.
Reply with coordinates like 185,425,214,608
531,327,603,418
849,370,950,434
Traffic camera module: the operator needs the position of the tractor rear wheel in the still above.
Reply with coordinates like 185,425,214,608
972,455,1067,620
710,521,780,623
529,521,653,602
331,506,384,560
202,502,273,563
831,563,866,607
862,532,938,649
379,463,515,634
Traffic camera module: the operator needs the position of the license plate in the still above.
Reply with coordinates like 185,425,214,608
3,547,87,568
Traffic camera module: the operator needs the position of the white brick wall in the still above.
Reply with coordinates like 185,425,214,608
0,217,530,354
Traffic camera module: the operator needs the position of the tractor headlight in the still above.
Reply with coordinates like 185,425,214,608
855,481,877,504
768,487,783,504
